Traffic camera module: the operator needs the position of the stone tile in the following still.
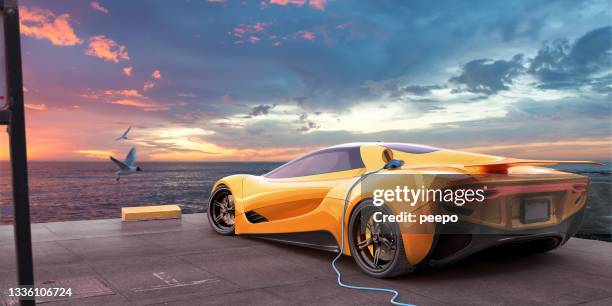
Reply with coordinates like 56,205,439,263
254,239,363,279
147,288,290,306
88,256,238,304
139,228,258,254
0,241,82,272
0,224,60,245
264,276,448,306
563,238,612,258
57,236,171,261
180,246,320,289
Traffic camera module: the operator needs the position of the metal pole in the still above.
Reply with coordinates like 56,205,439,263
3,0,35,305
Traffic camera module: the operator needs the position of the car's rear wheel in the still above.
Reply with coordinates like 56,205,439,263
348,201,413,278
207,186,235,235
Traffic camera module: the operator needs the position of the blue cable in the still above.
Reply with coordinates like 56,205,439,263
331,166,415,306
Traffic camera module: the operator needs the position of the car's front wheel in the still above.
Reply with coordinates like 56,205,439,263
207,186,235,235
348,201,413,278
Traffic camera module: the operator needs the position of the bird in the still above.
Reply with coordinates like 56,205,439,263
110,147,142,181
115,126,131,141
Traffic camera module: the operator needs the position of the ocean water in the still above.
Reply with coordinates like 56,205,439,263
0,162,281,224
0,161,610,241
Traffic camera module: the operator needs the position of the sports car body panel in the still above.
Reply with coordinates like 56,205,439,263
209,143,594,268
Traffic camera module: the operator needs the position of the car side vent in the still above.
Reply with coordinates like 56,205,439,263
245,211,269,223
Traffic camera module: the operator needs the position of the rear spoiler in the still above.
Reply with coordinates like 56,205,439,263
463,158,603,173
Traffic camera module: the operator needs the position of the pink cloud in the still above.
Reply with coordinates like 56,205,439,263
90,2,109,14
143,81,156,92
249,36,261,44
25,103,47,111
222,94,231,104
85,35,129,63
104,89,145,98
19,6,82,46
232,22,271,44
269,0,305,7
152,70,162,79
309,0,327,10
299,30,316,41
233,22,269,38
122,66,133,77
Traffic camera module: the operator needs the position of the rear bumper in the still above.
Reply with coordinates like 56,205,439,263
427,208,585,267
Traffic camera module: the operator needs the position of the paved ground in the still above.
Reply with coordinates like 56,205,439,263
0,214,611,305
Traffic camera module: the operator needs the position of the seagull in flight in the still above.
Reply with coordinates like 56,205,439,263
110,147,142,181
115,126,131,141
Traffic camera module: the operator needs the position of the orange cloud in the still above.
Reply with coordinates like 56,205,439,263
269,0,305,7
111,99,170,111
233,22,269,37
24,103,47,111
85,35,129,63
75,150,114,159
152,70,162,79
143,81,156,92
104,89,145,98
19,6,82,46
122,66,133,76
232,22,271,44
309,0,327,10
89,2,109,14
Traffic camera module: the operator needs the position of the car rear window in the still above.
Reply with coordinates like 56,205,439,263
265,147,364,178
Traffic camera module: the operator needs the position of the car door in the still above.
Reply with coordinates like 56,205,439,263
241,146,365,225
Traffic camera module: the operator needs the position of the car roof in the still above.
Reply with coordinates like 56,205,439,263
328,142,439,154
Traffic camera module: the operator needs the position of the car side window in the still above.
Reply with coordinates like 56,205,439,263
264,147,364,179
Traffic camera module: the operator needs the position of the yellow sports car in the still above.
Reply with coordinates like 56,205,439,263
206,143,595,278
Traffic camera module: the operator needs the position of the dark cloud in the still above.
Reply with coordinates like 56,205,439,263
399,85,443,96
450,54,524,94
296,121,320,132
249,104,276,116
529,26,612,89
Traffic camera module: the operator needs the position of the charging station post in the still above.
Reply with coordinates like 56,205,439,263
0,1,36,305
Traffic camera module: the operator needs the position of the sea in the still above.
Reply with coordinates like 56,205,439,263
0,161,610,241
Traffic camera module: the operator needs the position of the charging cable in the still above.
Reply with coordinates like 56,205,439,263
331,160,415,306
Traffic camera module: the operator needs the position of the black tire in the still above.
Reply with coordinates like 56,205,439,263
348,200,413,278
207,186,235,235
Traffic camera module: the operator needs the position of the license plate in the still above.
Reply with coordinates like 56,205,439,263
521,198,550,224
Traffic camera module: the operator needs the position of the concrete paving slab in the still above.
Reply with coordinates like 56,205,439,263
148,288,291,306
0,214,611,305
56,235,173,261
263,276,448,306
0,224,60,245
180,245,323,289
254,239,364,278
0,241,82,272
89,256,239,304
139,228,259,254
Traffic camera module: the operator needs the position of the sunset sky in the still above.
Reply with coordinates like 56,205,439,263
1,0,611,161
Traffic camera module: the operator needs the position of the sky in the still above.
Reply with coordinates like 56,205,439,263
0,0,611,161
